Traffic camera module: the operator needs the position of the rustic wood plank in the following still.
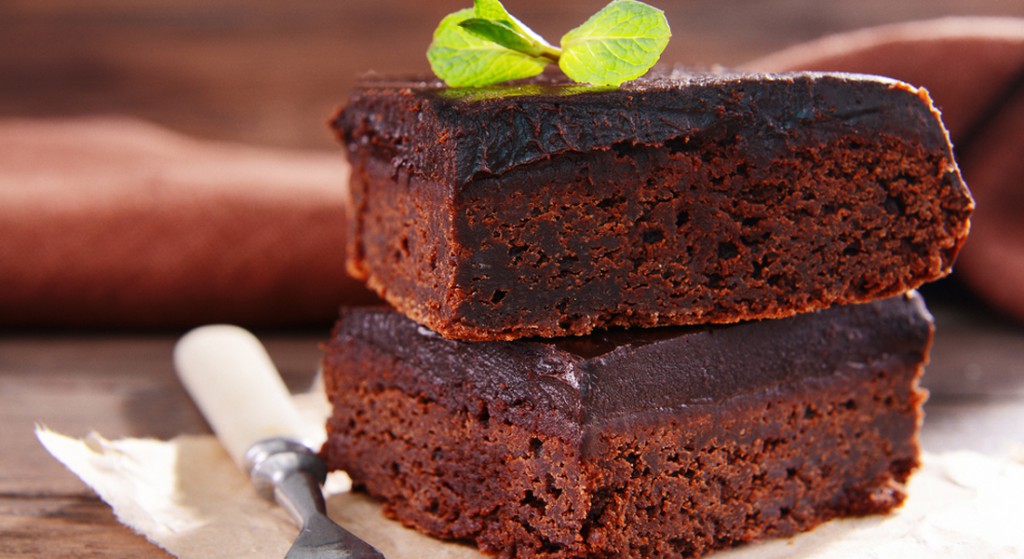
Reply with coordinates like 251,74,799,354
0,332,323,557
0,495,173,558
0,333,323,496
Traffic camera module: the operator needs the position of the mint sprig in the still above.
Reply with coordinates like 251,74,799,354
427,0,670,88
427,8,550,88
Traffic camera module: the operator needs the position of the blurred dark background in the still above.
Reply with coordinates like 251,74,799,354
3,0,1022,150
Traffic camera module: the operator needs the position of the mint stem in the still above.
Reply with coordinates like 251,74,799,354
536,44,562,63
458,18,563,64
502,38,561,63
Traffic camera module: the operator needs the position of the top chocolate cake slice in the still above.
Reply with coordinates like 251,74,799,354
332,69,972,341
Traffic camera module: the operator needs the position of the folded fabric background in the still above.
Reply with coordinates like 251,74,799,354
0,117,374,328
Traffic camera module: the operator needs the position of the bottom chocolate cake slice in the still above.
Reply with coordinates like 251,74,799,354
320,293,932,559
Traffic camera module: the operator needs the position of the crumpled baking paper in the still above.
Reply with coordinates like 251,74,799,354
37,389,1024,559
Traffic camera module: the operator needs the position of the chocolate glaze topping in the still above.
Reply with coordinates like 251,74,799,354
328,293,933,448
335,70,956,189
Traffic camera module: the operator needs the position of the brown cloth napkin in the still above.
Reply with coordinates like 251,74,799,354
2,17,1021,328
0,117,373,328
746,16,1024,321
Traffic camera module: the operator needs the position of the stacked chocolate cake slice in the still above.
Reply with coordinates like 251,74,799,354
320,70,973,559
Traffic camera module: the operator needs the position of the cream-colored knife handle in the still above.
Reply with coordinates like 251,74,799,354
173,324,309,467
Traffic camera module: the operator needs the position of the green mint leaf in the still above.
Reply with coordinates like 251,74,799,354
426,0,671,87
473,0,514,21
472,0,559,55
427,8,549,87
458,18,541,57
559,0,671,86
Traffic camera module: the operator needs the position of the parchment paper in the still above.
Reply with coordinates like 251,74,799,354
37,389,1024,559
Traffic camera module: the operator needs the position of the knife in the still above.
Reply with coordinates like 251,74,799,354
174,324,385,559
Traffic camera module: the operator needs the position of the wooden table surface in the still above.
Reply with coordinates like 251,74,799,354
3,1,1024,557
